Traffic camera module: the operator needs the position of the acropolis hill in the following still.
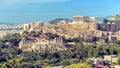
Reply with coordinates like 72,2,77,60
20,14,120,52
24,15,98,38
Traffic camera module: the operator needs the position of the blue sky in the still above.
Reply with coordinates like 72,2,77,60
0,0,120,23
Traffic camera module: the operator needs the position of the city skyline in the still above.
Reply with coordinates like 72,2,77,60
0,0,120,23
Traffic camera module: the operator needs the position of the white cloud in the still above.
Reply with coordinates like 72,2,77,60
0,0,70,7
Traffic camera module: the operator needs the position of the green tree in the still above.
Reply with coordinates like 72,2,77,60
117,53,120,65
66,62,92,68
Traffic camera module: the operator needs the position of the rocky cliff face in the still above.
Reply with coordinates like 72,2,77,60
43,23,97,39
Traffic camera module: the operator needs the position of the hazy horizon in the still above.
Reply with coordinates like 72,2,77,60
0,0,120,23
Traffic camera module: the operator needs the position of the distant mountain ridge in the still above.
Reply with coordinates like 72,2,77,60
48,18,72,24
0,22,13,24
0,22,24,25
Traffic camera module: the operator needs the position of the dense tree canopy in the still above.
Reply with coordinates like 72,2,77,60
1,33,120,67
1,42,120,68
